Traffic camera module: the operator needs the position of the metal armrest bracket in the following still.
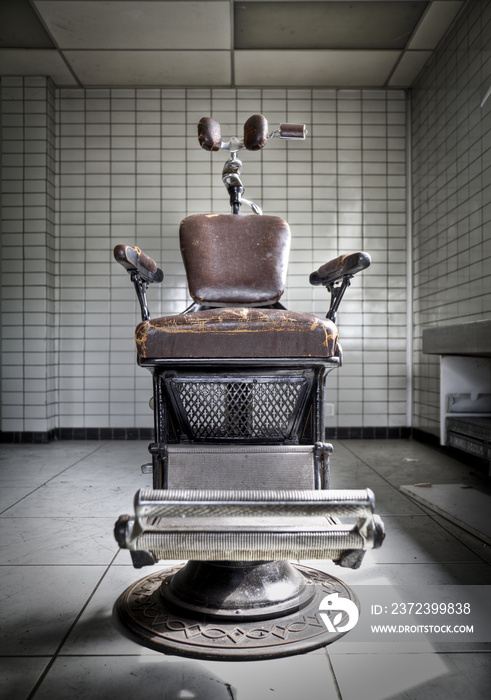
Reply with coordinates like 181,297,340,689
325,276,352,323
130,271,151,321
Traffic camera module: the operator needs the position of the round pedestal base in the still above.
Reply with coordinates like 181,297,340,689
114,563,359,660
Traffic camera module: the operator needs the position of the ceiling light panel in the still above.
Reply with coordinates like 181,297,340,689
34,0,231,50
64,50,231,86
234,1,429,50
234,49,400,87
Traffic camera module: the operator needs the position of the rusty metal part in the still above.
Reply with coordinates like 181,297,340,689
114,563,360,660
279,123,307,139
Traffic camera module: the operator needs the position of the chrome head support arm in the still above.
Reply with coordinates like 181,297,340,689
198,114,307,215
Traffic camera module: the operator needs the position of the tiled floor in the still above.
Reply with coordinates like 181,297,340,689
1,439,490,699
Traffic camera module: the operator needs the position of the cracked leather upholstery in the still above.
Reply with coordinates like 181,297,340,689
135,307,338,359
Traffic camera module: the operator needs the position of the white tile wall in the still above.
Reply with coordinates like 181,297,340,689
1,76,57,436
1,81,408,437
411,0,491,438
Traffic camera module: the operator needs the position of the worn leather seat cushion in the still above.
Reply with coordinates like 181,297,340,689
136,308,338,359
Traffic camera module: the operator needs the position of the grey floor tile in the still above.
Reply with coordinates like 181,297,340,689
330,651,491,700
332,639,491,655
409,503,491,565
62,563,222,656
34,652,338,700
344,439,482,487
0,517,117,565
400,483,491,543
367,484,427,516
367,515,482,564
329,465,388,489
60,563,169,656
0,442,106,487
303,559,491,586
63,440,151,475
340,439,452,466
0,565,106,655
0,656,50,700
78,439,149,458
0,486,36,513
301,514,476,573
64,465,149,489
331,639,438,656
3,481,141,519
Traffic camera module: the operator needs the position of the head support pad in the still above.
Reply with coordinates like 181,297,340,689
243,114,269,151
198,117,222,151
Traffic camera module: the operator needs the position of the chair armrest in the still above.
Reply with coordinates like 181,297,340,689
310,252,371,287
113,245,163,321
114,245,163,284
310,252,371,323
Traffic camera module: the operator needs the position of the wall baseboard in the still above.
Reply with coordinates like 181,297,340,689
0,427,154,443
2,427,487,476
325,427,411,439
1,426,412,443
410,427,441,447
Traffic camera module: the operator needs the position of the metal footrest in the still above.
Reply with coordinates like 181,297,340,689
115,488,385,569
165,444,325,489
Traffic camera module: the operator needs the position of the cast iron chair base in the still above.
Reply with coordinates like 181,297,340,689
114,560,359,660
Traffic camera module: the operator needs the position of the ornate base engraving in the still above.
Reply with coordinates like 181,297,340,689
114,564,359,660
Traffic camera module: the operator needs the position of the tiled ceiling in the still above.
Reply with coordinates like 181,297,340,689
0,0,464,88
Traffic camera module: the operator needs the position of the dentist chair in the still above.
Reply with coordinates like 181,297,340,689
113,115,384,660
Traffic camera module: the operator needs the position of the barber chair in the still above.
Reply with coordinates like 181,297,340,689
113,115,385,660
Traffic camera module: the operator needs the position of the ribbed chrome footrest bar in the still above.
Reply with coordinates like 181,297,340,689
115,488,385,568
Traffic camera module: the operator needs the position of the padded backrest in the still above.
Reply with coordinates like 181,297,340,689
179,214,291,306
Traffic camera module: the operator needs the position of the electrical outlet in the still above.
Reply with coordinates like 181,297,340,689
325,403,335,416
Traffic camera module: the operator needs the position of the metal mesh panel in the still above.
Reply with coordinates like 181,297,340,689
173,378,306,440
